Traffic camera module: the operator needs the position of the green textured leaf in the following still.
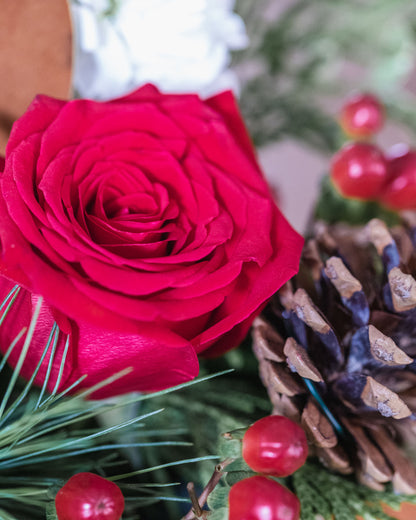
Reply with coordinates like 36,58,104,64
221,427,248,441
207,484,230,511
224,470,256,487
218,438,242,460
223,458,252,473
207,507,229,520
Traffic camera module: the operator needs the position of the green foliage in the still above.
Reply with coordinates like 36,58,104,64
207,485,229,516
122,341,270,518
136,358,270,518
314,175,400,227
0,292,234,519
293,462,416,520
139,342,270,478
203,459,416,520
240,80,341,153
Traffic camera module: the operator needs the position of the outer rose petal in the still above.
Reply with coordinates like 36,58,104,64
66,322,199,399
0,189,31,286
199,211,303,356
206,90,258,168
111,83,161,103
0,276,198,397
5,95,66,156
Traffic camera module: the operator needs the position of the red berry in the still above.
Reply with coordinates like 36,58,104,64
228,476,300,520
55,472,125,520
381,145,416,210
242,415,308,477
330,142,388,200
339,93,384,138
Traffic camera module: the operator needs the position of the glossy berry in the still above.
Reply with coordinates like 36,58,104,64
55,472,125,520
380,145,416,210
242,415,308,477
339,93,384,138
330,142,388,200
228,476,300,520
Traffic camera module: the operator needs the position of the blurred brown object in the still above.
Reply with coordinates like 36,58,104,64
380,503,416,520
0,0,72,155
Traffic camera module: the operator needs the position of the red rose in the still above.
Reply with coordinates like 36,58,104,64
0,85,302,398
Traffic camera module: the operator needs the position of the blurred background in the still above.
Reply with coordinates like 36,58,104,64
2,0,416,233
234,0,416,231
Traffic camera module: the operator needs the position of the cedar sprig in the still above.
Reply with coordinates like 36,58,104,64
293,462,416,520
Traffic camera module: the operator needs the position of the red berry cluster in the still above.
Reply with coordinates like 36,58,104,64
228,415,308,520
55,472,125,520
331,92,416,210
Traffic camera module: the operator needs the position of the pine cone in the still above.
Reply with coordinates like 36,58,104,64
252,217,416,493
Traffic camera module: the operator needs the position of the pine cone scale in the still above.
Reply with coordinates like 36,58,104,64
301,398,337,448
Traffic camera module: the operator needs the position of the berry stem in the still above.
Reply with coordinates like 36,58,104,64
182,458,235,520
187,482,204,518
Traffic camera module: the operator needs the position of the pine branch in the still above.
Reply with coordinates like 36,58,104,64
0,288,242,519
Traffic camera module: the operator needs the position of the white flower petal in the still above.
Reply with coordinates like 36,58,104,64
69,0,248,99
73,17,133,99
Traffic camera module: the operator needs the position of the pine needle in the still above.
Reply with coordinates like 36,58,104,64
0,297,43,420
110,455,220,481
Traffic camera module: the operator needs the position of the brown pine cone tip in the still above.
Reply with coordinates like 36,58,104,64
252,216,416,493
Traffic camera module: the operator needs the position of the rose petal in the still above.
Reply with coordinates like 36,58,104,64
0,277,199,397
5,94,65,156
67,320,199,398
206,90,259,168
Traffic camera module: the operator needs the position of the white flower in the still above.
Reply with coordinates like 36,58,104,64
70,0,248,100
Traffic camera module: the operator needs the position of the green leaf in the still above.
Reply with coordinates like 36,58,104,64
207,484,230,511
221,427,248,441
222,458,252,473
218,438,242,460
224,470,256,487
207,507,229,520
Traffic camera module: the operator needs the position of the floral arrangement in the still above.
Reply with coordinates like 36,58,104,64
2,1,416,520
